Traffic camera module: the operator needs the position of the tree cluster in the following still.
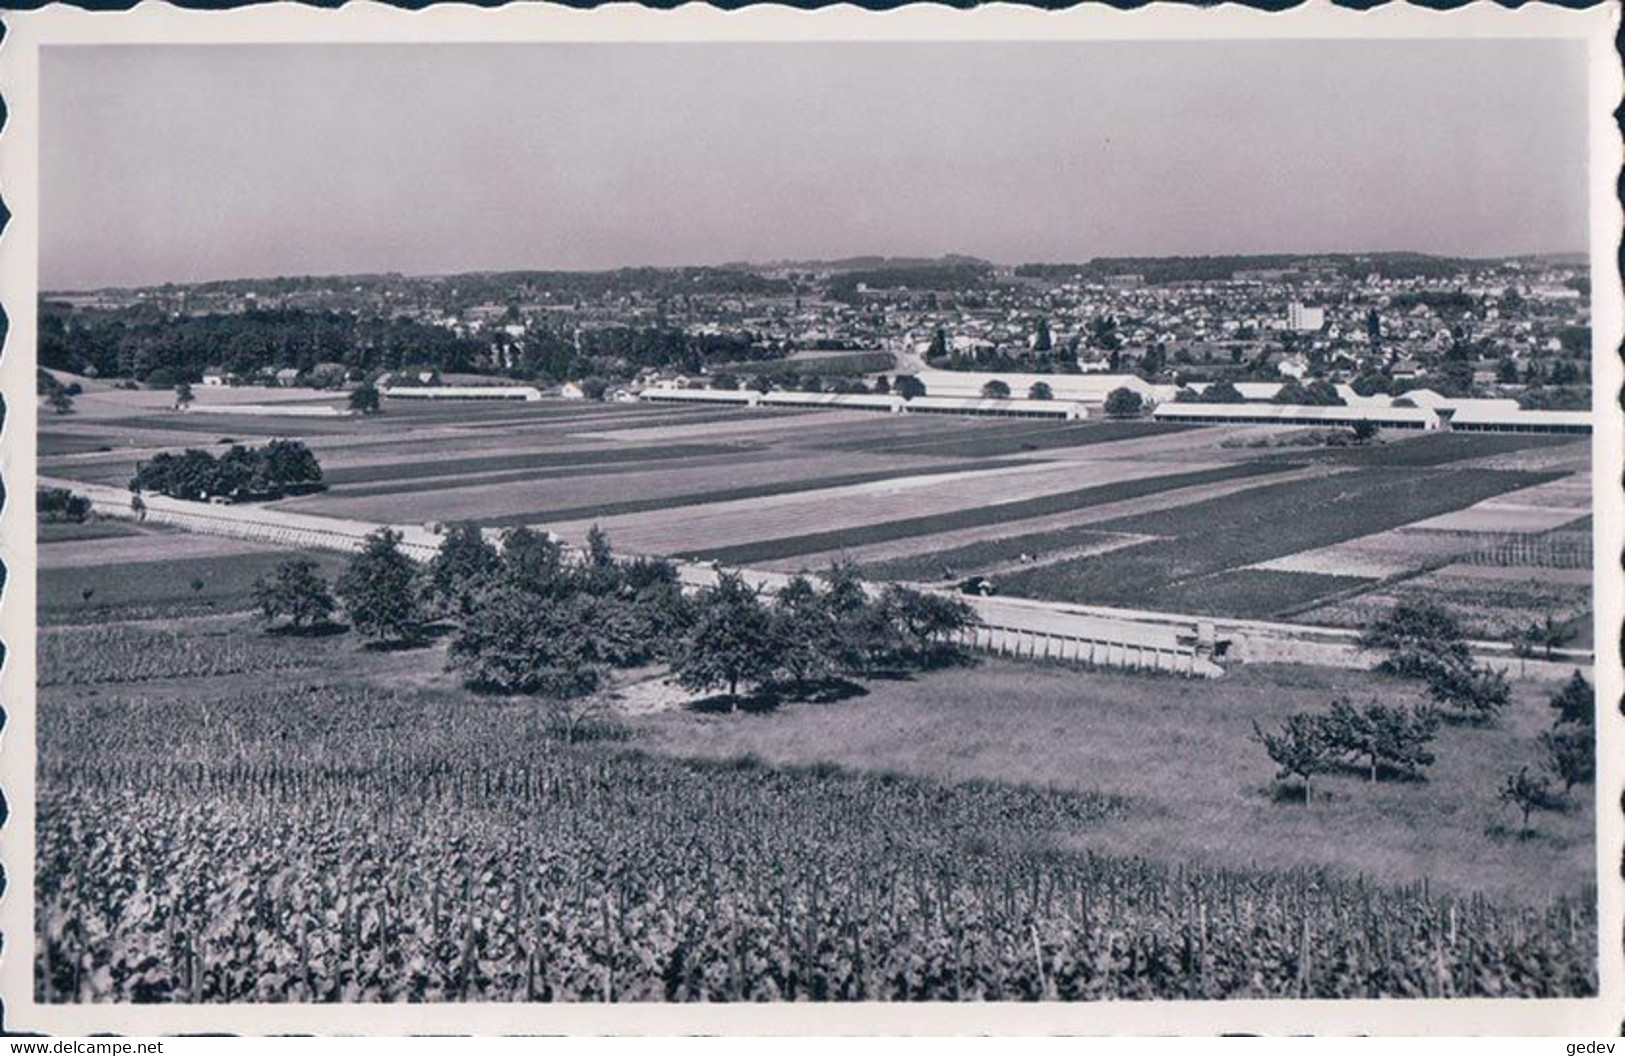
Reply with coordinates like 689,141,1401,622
297,524,976,723
130,440,325,502
1253,696,1439,804
38,487,92,524
1496,670,1596,836
672,565,977,706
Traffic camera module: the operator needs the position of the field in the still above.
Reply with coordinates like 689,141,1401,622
38,387,1598,653
34,589,1598,1002
41,390,1593,631
32,388,1603,1002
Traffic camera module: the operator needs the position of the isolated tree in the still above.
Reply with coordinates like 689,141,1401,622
1498,766,1562,835
421,522,501,619
981,379,1011,399
1360,598,1471,680
1427,662,1511,724
1252,712,1336,805
1103,387,1144,418
1539,725,1594,792
252,556,337,631
450,585,603,696
673,571,779,705
1350,419,1380,444
348,383,382,415
335,528,425,644
927,328,948,360
872,375,892,396
1028,381,1054,401
174,382,195,410
1322,697,1437,783
1548,669,1594,727
894,375,927,401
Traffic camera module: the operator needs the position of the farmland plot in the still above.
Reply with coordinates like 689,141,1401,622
993,467,1561,617
586,459,1231,558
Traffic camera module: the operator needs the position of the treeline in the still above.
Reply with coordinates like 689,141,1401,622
40,301,779,386
130,440,324,501
827,263,994,303
257,525,977,723
1014,253,1499,285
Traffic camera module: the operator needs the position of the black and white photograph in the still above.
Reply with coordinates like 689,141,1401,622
2,2,1621,1036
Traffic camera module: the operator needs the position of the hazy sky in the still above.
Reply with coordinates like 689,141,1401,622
43,40,1589,289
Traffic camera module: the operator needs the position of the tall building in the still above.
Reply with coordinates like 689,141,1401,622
1287,302,1325,332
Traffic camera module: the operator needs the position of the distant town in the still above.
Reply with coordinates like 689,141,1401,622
41,252,1592,416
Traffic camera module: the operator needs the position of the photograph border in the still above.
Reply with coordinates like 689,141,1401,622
2,1,1621,1035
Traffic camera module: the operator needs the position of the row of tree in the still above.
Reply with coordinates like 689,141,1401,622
256,524,979,725
130,440,325,501
1253,696,1440,803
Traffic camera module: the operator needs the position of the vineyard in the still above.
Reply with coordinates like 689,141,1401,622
37,682,1597,1002
38,623,312,686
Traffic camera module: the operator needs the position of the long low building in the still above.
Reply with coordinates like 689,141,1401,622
382,385,543,402
1153,401,1592,434
1152,402,1439,430
638,386,1087,419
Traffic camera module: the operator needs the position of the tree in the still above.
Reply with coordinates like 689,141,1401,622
1540,725,1594,792
1103,387,1143,418
334,528,425,644
1028,381,1054,401
580,376,609,401
348,383,382,415
1548,670,1594,727
252,556,337,631
894,375,926,400
770,574,840,693
37,487,91,524
981,379,1011,399
500,525,569,597
1199,380,1244,403
1427,662,1511,724
1359,598,1471,680
877,585,977,668
1498,766,1561,835
1520,611,1577,661
449,584,605,701
672,571,779,705
1253,713,1336,805
1033,318,1052,352
1322,697,1437,783
872,375,892,395
927,328,948,360
709,372,738,391
174,382,195,410
421,522,500,619
1350,419,1379,444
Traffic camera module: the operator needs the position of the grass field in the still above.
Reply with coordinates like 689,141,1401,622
39,548,351,624
635,659,1594,905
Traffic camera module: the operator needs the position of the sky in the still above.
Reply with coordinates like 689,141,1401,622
42,40,1590,290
